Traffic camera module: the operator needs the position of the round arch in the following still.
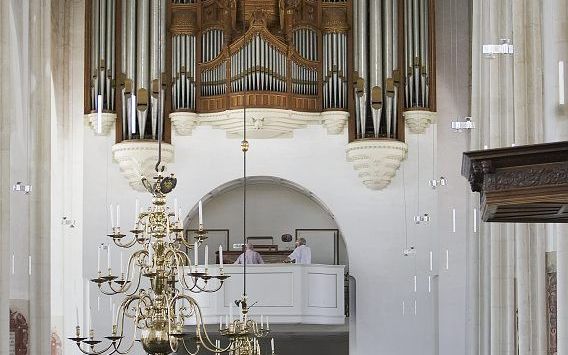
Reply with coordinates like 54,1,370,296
183,175,349,266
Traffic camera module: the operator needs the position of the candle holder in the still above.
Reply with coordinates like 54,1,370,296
107,227,126,240
195,225,208,243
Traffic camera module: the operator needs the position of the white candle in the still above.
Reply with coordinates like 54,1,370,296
219,245,224,268
198,200,203,225
116,205,120,228
135,199,139,223
97,94,103,134
120,252,124,274
266,316,270,330
204,245,209,269
271,338,275,353
133,323,138,339
174,198,178,220
219,316,223,330
560,61,566,104
194,242,198,268
76,306,79,326
109,204,114,228
112,304,116,325
89,307,93,330
107,245,111,270
225,315,229,328
260,314,264,328
131,94,137,134
97,246,101,273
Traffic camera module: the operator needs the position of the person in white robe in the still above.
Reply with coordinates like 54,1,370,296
234,243,264,264
285,238,311,264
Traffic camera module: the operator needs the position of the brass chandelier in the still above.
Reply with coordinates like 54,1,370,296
70,0,277,352
68,168,274,355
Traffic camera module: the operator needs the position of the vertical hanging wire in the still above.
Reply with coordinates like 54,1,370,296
156,0,164,172
242,0,248,298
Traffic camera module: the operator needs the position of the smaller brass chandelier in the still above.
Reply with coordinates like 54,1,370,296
220,296,273,355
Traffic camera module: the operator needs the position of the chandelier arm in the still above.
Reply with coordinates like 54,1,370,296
187,297,229,352
112,235,138,249
171,250,202,292
109,252,146,294
181,337,202,355
122,272,144,297
110,298,141,355
74,341,115,355
96,284,124,296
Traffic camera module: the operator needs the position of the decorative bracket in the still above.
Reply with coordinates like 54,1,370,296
403,110,437,134
85,113,117,136
112,141,175,192
346,140,408,190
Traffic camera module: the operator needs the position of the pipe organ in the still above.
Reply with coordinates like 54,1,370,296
85,0,354,143
85,1,434,144
352,0,435,141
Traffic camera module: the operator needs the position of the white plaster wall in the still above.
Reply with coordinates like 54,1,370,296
83,124,443,354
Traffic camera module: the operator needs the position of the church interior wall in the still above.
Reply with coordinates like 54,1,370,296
76,0,471,353
0,0,475,354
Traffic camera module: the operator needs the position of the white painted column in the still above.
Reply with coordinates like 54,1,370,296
515,224,530,354
531,224,547,355
558,224,568,355
0,1,12,351
490,224,504,354
543,0,568,352
479,222,491,355
28,0,52,353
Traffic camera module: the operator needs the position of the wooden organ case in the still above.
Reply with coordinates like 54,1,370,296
169,0,351,115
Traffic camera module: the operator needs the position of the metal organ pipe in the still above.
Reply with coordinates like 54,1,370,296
392,0,398,137
150,0,160,139
412,0,420,108
402,0,430,109
97,0,104,109
369,0,382,137
422,0,429,106
136,0,150,138
121,0,127,138
383,0,394,138
355,0,368,137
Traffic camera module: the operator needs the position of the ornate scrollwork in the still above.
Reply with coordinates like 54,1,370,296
483,163,568,192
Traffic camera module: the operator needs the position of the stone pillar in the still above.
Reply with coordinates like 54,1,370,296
531,224,547,355
515,224,530,354
542,0,568,352
0,1,12,351
558,225,568,355
28,0,52,353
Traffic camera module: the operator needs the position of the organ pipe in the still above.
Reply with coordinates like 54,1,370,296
352,0,434,140
404,0,432,109
369,0,383,137
89,1,116,115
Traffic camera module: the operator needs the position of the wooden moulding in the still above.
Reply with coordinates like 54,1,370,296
462,141,568,223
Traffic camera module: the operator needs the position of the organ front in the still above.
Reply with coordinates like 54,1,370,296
84,0,436,189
